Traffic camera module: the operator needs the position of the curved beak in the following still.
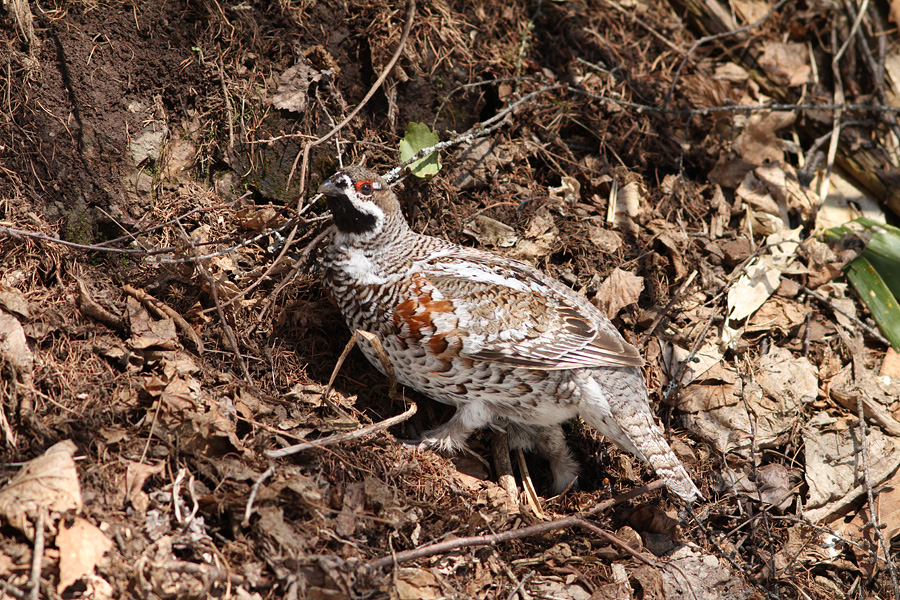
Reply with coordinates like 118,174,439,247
318,179,343,198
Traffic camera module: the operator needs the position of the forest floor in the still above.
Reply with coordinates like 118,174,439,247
2,0,900,598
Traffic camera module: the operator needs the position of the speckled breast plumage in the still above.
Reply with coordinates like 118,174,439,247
317,166,702,502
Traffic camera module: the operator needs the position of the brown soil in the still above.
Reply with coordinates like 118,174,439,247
1,0,898,598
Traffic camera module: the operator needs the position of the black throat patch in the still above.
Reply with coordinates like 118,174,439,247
328,195,378,235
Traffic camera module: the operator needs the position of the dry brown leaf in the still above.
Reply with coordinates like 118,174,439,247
732,0,770,23
0,284,30,318
549,176,580,203
463,215,517,247
803,411,900,509
56,517,113,594
0,552,14,577
124,460,166,508
587,225,623,253
335,481,365,537
272,59,323,112
759,41,811,86
891,0,900,26
681,73,738,115
746,295,807,333
514,205,558,258
0,440,82,539
395,568,443,600
126,297,178,350
735,111,795,165
0,310,33,378
613,180,644,234
881,347,900,378
594,268,643,320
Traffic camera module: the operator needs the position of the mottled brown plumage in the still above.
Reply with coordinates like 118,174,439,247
318,166,701,502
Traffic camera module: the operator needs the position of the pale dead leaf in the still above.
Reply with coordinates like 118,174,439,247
237,206,279,231
726,228,800,322
746,296,807,333
335,481,365,537
124,460,166,507
662,545,753,600
594,268,643,319
56,517,113,594
681,73,737,113
613,181,644,234
882,347,900,379
513,205,558,258
803,411,900,509
0,552,14,576
587,225,623,253
272,59,323,112
549,176,580,203
0,440,82,539
0,284,30,318
735,111,795,165
732,0,770,24
126,297,177,350
871,469,900,542
463,215,517,247
759,41,811,86
395,568,443,600
0,310,33,375
679,346,816,457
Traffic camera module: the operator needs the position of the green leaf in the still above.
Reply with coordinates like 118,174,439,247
399,122,441,179
825,217,900,351
845,256,900,351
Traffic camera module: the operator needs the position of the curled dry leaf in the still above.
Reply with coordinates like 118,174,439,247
594,268,643,320
126,297,178,350
803,411,900,510
0,309,33,376
463,214,517,247
272,58,323,113
0,283,30,318
56,517,113,594
758,41,812,86
0,440,82,539
678,346,817,456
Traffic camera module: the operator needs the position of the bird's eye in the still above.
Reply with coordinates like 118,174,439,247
356,181,373,195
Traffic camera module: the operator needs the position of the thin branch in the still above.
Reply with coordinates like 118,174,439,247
385,83,562,182
265,402,417,459
28,510,44,600
664,0,792,109
361,480,665,572
242,465,274,527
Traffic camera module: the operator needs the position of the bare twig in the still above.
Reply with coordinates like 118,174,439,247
175,219,252,383
265,402,417,459
800,285,890,347
123,284,205,353
664,0,792,109
491,432,519,507
505,570,535,600
286,0,417,197
385,84,561,183
28,510,44,600
0,578,27,600
839,327,900,598
242,465,274,527
361,480,666,571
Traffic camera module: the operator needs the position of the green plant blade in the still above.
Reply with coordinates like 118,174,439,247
845,255,900,351
824,217,900,350
399,122,441,179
